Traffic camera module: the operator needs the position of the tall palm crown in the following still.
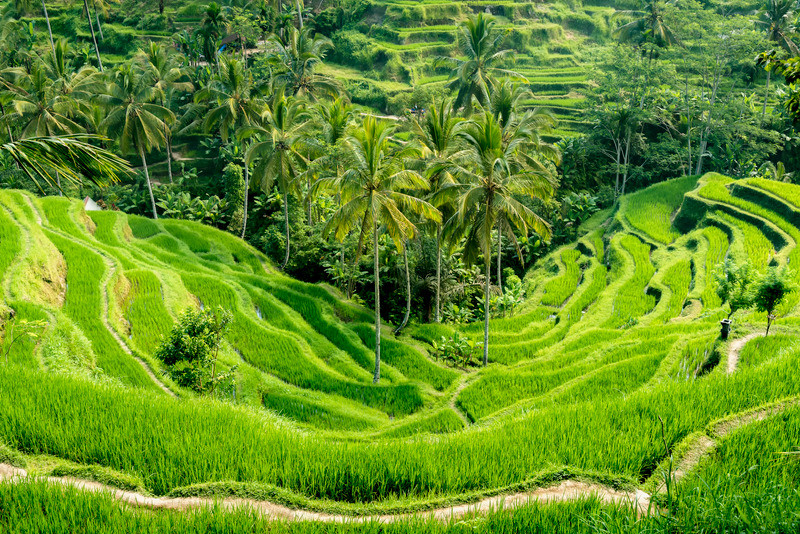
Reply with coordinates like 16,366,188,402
614,0,681,53
756,0,799,54
324,116,439,382
199,2,228,66
136,42,194,99
244,89,310,269
444,14,522,112
99,64,175,218
268,26,340,101
195,57,262,143
8,61,94,138
446,111,557,365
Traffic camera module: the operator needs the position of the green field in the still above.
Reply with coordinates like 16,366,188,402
1,172,800,530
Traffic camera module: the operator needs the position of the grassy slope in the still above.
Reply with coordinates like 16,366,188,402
1,173,800,508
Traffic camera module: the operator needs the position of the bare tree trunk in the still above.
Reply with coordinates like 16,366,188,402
621,132,632,197
766,314,774,336
483,248,490,367
496,226,502,290
372,212,381,383
347,211,368,299
139,145,158,219
240,164,249,238
92,0,104,41
307,173,312,226
685,72,692,174
614,142,621,199
166,128,173,184
435,225,442,323
696,67,720,175
281,184,290,270
83,0,103,72
42,0,55,55
395,242,411,335
761,70,771,124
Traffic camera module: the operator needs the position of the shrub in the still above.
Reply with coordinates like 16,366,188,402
155,306,234,395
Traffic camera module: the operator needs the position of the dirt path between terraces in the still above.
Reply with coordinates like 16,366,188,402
0,465,650,520
727,332,764,374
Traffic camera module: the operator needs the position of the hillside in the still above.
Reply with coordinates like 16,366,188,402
1,174,800,529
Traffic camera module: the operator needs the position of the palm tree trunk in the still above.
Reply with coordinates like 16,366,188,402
483,248,490,367
240,164,249,239
394,243,411,335
372,215,381,383
139,145,158,219
82,0,103,72
56,170,62,196
307,174,312,226
281,184,290,270
496,226,502,290
347,211,369,299
435,225,442,323
42,0,55,55
92,0,104,41
165,127,173,184
761,70,771,124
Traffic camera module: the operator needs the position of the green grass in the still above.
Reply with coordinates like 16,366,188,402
42,230,159,390
605,235,656,328
540,249,584,307
623,175,698,244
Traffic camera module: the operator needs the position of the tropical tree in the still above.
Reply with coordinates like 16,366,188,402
194,57,262,236
323,116,440,383
442,13,521,113
199,2,228,69
446,110,555,366
753,266,795,335
713,259,754,319
267,25,339,101
99,64,175,218
614,0,682,61
136,42,194,183
243,89,310,269
413,97,463,323
755,0,799,120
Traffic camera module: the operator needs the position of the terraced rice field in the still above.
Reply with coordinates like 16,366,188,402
1,173,800,527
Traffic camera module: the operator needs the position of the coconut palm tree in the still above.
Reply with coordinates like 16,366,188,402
136,42,194,183
99,64,175,219
484,81,559,286
445,111,555,366
442,13,522,113
311,97,355,289
243,89,310,269
194,56,262,236
268,25,340,101
413,97,463,323
614,0,681,60
756,0,799,120
323,116,439,383
199,2,228,69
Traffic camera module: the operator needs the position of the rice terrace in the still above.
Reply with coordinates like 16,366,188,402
1,0,800,530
